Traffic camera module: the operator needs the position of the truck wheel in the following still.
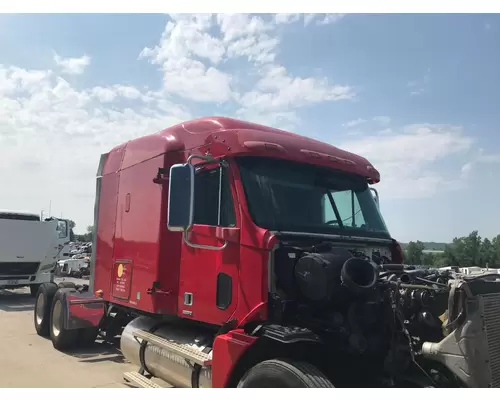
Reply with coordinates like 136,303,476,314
30,284,40,297
237,358,334,388
49,290,79,351
34,283,58,337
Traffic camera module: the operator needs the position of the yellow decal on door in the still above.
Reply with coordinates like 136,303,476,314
117,263,124,278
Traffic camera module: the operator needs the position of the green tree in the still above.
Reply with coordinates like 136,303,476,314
405,240,425,265
422,252,436,266
480,238,493,267
401,232,500,269
491,234,500,267
442,243,459,266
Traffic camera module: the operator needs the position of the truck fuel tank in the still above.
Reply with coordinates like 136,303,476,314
121,316,213,388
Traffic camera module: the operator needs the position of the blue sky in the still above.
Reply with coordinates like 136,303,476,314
0,13,498,242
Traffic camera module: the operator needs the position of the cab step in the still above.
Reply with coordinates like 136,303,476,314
132,329,212,367
123,371,162,388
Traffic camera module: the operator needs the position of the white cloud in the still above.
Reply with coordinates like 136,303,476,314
340,124,473,199
0,13,392,232
242,65,353,110
461,148,500,177
0,64,191,231
274,13,346,26
342,118,366,128
373,115,391,125
140,13,353,123
410,88,425,96
274,14,300,25
304,13,346,27
342,116,391,129
378,128,394,135
114,85,142,100
91,86,117,102
226,35,279,64
139,16,232,102
217,13,273,43
53,53,91,75
407,68,430,96
317,14,346,25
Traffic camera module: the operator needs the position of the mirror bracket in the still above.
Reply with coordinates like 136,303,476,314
187,154,228,168
183,231,228,251
370,187,380,207
153,167,170,184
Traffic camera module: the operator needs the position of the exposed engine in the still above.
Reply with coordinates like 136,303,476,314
268,239,500,387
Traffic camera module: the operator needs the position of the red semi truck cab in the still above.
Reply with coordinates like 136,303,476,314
33,117,500,388
91,117,395,324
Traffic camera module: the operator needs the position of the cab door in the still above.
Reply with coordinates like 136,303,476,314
177,165,240,325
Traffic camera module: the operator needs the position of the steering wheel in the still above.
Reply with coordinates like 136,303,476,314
325,220,340,226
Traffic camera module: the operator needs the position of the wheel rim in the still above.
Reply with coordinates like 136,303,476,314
52,300,62,337
35,292,45,326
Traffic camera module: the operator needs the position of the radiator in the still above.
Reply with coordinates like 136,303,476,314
422,291,500,388
481,293,500,387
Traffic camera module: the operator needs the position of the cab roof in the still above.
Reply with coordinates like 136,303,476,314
102,116,380,183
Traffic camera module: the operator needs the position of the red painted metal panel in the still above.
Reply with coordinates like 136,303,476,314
105,116,380,183
94,173,121,302
212,329,257,388
177,224,240,324
110,155,164,314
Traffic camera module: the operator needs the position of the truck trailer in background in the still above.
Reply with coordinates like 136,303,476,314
32,117,500,388
0,210,71,295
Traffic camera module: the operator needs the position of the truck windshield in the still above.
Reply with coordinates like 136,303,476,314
0,213,40,221
237,157,390,239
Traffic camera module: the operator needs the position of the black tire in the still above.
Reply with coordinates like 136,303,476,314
30,284,40,297
34,283,59,337
237,358,334,388
49,290,79,351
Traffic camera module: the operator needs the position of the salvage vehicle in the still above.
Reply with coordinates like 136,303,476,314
0,210,70,295
33,117,500,388
56,258,89,278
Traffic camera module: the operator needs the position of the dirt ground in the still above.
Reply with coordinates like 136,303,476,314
0,286,136,388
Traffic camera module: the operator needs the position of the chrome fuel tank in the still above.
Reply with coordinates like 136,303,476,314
121,316,213,388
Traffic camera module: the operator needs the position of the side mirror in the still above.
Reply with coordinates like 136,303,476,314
370,188,379,207
167,163,195,232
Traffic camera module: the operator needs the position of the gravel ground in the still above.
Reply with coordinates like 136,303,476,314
0,284,136,388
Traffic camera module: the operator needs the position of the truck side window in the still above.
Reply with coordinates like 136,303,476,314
57,220,68,239
194,167,236,227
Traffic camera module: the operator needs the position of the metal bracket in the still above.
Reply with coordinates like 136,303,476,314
146,281,172,295
153,167,170,184
187,154,228,168
183,231,227,251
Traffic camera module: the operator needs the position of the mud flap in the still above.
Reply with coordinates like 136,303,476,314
61,290,106,330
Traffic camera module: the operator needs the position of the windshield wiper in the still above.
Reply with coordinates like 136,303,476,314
325,191,344,228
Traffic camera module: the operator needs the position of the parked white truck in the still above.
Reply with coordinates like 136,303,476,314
0,210,71,295
56,258,90,278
